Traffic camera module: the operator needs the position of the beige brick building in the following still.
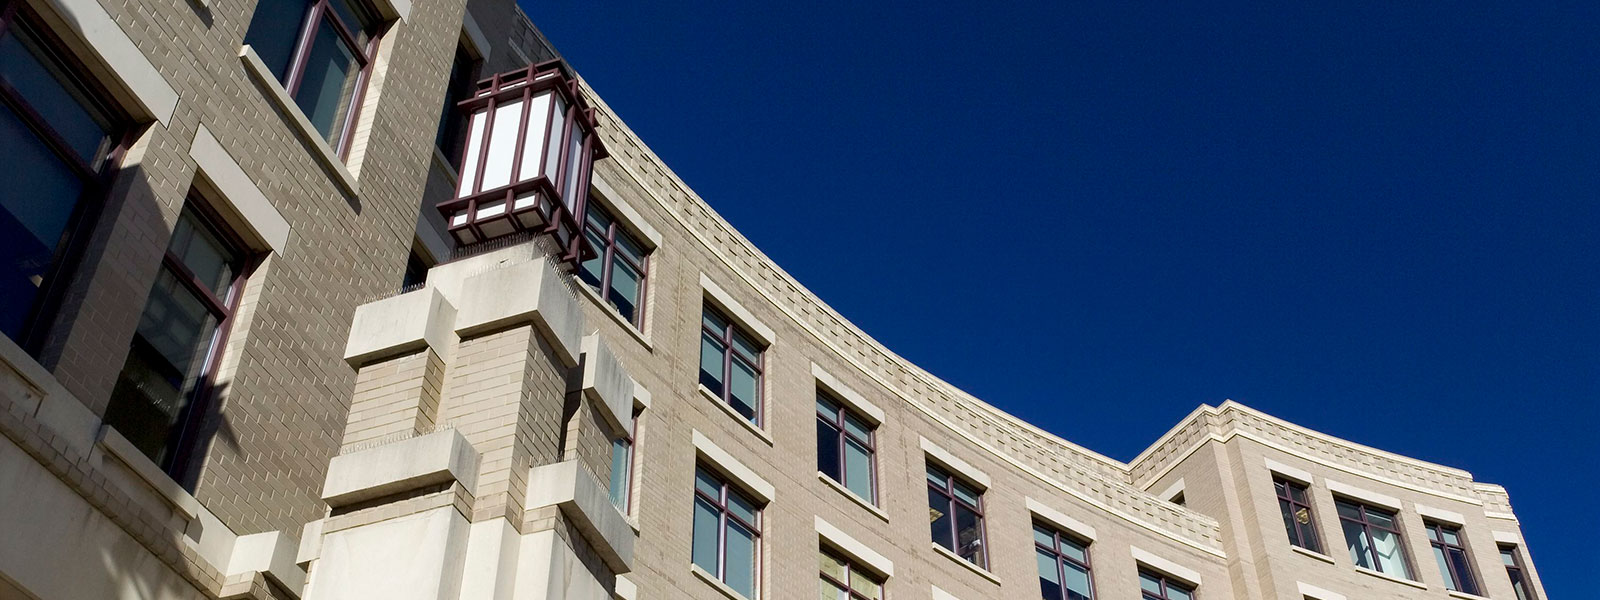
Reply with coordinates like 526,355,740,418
0,0,1547,599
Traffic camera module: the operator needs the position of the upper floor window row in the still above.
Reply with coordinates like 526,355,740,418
245,0,383,157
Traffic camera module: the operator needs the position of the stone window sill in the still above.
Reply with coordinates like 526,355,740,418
1447,591,1491,600
575,281,652,350
690,563,753,600
697,384,772,446
817,471,889,523
1354,566,1428,590
1290,545,1336,564
96,425,201,520
930,542,1001,585
238,45,360,197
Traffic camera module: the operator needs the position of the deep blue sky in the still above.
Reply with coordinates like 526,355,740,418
523,2,1596,595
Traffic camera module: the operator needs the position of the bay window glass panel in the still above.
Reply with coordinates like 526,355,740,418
1369,526,1409,577
104,270,220,462
1343,518,1374,569
0,106,82,339
691,496,720,573
1433,545,1458,590
294,21,360,145
541,96,565,178
928,486,953,549
579,229,606,285
561,127,582,208
954,503,985,566
242,0,308,80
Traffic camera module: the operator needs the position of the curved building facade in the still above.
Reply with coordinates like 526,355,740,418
0,0,1544,599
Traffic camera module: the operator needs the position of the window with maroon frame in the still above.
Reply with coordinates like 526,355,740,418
1274,477,1322,553
608,409,638,512
1336,499,1413,579
1426,521,1480,595
579,203,647,326
1036,522,1094,600
816,392,875,504
0,0,124,351
1500,545,1535,600
699,305,762,425
1139,570,1194,600
104,204,249,486
820,548,883,600
927,462,986,568
692,466,760,599
434,44,479,169
244,0,383,156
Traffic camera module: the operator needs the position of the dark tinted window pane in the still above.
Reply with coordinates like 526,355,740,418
578,230,605,287
1037,549,1062,600
698,333,725,395
104,269,222,465
435,47,476,163
928,487,952,550
816,419,841,481
0,24,111,165
401,252,428,289
607,258,640,323
168,211,239,298
0,103,83,339
954,503,985,567
327,0,374,44
293,21,360,146
844,439,873,500
728,357,758,422
243,0,312,81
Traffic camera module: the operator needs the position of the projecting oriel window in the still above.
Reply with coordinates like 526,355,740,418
1274,477,1322,553
104,203,249,485
816,392,876,503
0,1,124,351
927,462,986,568
700,305,763,424
1139,570,1194,600
819,549,883,600
1426,521,1480,595
693,466,761,599
1035,522,1094,600
1336,499,1412,579
1500,545,1535,600
244,0,383,156
580,203,648,327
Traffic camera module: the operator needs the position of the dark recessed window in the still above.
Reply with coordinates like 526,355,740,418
244,0,383,156
434,44,479,169
1336,499,1412,579
816,392,876,504
1168,492,1185,506
0,3,123,349
1500,545,1535,600
608,409,638,512
820,548,883,600
1426,522,1479,595
692,466,760,599
926,462,986,568
104,203,248,486
1274,477,1321,553
400,249,428,290
1035,522,1094,600
579,204,647,326
1139,570,1194,600
699,305,761,424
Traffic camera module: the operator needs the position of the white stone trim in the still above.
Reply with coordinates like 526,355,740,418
1326,479,1402,511
930,543,1001,584
1448,591,1493,600
1156,478,1186,504
321,429,478,507
578,334,635,437
1297,581,1347,600
227,530,305,593
39,0,177,124
190,125,292,255
524,460,635,573
575,280,652,349
1290,545,1336,564
814,516,894,577
1025,497,1097,541
697,385,773,446
1415,503,1466,525
95,424,200,520
1130,545,1202,587
592,175,663,249
343,287,457,365
811,362,884,424
413,207,451,264
297,519,324,565
690,563,750,600
692,430,775,503
930,585,962,600
1354,565,1427,589
460,10,491,61
632,380,652,409
239,45,360,197
699,274,775,345
1264,457,1314,485
1492,530,1522,545
613,574,637,600
920,437,991,489
817,472,888,522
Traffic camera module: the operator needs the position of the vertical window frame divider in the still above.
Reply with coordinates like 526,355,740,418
695,468,762,598
701,306,763,426
1426,521,1480,594
818,392,877,505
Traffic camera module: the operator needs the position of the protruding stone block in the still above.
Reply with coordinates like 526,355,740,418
453,259,583,366
344,288,457,366
322,429,478,508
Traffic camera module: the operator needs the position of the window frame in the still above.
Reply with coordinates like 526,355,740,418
1335,498,1413,578
1425,521,1480,595
581,202,649,327
1035,521,1095,600
693,466,762,598
1139,570,1194,600
1274,477,1322,553
269,0,384,158
0,0,131,353
820,547,884,600
700,305,763,425
926,462,987,568
816,391,877,504
434,41,480,171
609,409,638,513
1499,545,1535,600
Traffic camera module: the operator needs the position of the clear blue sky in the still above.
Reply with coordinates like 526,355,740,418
523,2,1596,595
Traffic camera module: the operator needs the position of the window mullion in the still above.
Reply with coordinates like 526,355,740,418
283,2,328,96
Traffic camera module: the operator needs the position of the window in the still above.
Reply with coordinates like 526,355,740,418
927,462,986,568
1168,492,1185,506
1426,522,1479,595
243,0,382,156
1274,477,1321,553
816,392,875,503
1500,545,1535,600
693,467,760,599
579,204,647,326
433,44,478,169
1139,571,1194,600
1035,522,1093,600
0,2,123,349
401,249,428,290
1336,499,1412,579
608,410,638,512
699,306,762,424
819,549,883,600
103,204,248,484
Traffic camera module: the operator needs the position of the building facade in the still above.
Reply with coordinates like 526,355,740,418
0,0,1547,598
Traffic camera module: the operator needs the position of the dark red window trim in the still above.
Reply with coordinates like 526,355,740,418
816,391,877,504
1139,570,1195,600
694,466,761,592
1274,477,1322,553
1036,521,1095,600
581,202,648,327
700,305,763,425
1335,498,1413,577
820,547,884,600
1426,521,1481,595
927,462,987,568
1500,545,1536,600
278,0,384,159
